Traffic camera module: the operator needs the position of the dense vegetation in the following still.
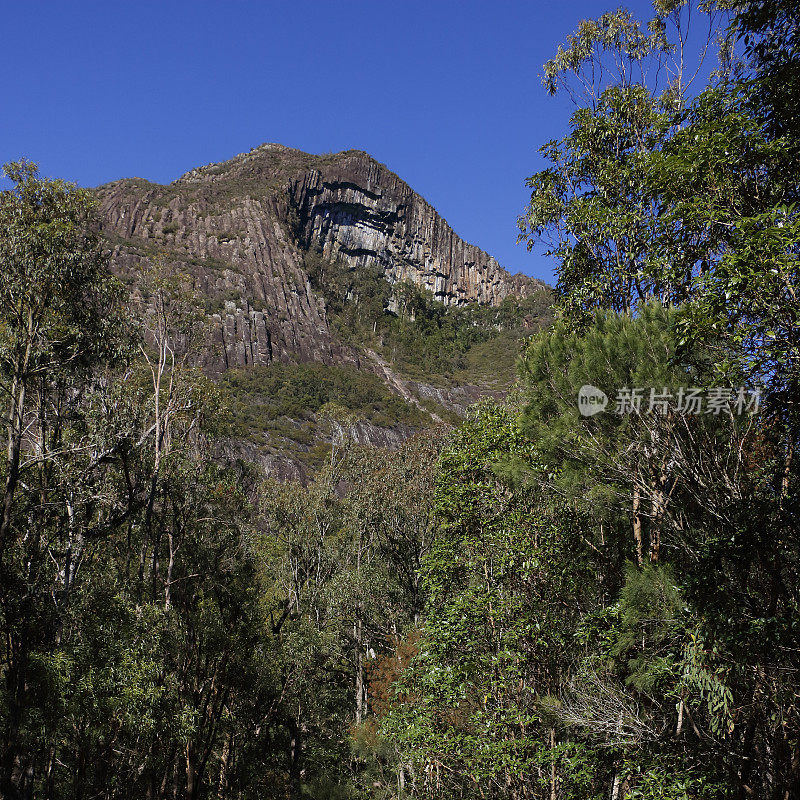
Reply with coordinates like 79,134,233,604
1,1,798,799
304,246,551,381
377,2,800,797
221,363,431,444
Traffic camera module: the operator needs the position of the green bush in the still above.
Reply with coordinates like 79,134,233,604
220,362,431,438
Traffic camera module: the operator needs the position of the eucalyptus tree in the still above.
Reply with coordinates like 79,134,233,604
0,159,129,555
0,160,133,797
519,2,739,323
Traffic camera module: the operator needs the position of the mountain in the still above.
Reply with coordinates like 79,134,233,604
94,144,551,477
96,144,544,365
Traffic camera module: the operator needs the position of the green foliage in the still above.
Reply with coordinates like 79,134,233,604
519,301,684,438
734,0,800,151
0,159,130,377
614,564,685,694
305,247,551,381
255,433,443,796
516,302,694,563
379,5,800,797
220,361,432,438
541,8,672,98
382,402,604,798
3,1,799,796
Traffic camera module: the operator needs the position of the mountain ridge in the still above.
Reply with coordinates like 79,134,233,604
95,143,543,320
94,143,551,476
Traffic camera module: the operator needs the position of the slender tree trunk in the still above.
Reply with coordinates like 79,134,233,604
632,483,643,565
185,742,196,800
288,716,302,797
780,435,793,504
0,315,34,555
355,618,365,725
46,744,56,800
649,466,668,563
165,531,174,611
1,375,26,554
216,733,230,800
1,649,27,800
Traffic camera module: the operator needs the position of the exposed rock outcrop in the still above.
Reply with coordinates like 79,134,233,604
95,144,544,371
286,151,531,306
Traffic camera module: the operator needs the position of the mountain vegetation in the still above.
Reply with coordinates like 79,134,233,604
304,245,551,381
0,1,798,798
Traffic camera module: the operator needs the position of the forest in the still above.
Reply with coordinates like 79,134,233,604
1,0,798,798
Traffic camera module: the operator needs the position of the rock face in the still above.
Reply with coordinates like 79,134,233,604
95,144,543,370
286,151,529,306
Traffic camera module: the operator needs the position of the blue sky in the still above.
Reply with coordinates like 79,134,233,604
3,0,662,283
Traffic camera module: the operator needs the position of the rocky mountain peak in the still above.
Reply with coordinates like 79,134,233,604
95,144,546,371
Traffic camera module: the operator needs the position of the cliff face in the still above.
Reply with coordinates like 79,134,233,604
286,150,529,306
95,144,542,370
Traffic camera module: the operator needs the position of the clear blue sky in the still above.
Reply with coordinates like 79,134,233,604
2,0,660,284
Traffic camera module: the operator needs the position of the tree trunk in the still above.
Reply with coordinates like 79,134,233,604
0,375,26,553
216,734,230,800
0,316,34,555
355,619,366,725
185,742,196,800
632,483,643,565
288,716,302,797
165,532,174,610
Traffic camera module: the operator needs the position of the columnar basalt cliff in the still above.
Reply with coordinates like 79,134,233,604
95,144,543,370
285,151,530,306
